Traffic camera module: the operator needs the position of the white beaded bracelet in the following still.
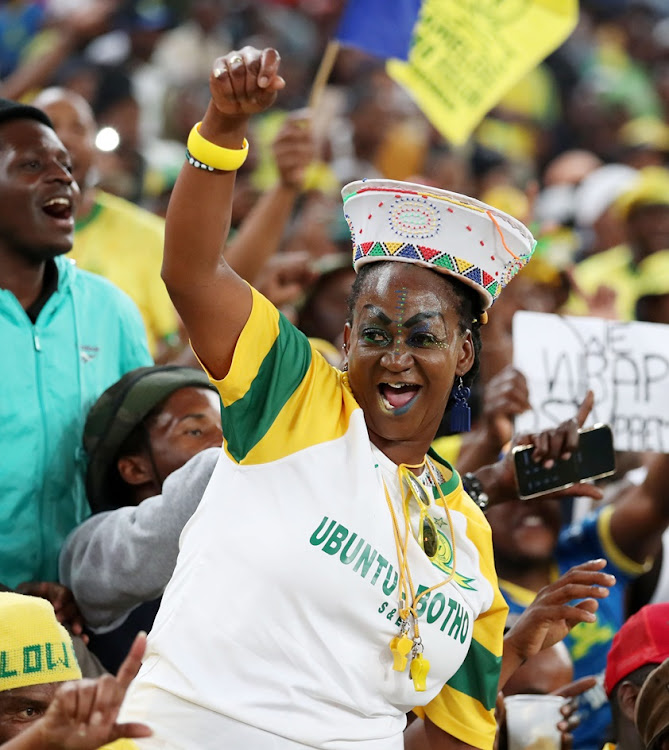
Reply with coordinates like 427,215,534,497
185,149,221,173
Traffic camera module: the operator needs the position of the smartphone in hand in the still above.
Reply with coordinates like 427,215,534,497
512,424,616,500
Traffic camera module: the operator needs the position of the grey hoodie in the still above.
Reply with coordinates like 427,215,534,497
59,447,219,632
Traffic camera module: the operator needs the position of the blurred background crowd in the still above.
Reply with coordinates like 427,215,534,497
5,0,669,367
4,0,669,748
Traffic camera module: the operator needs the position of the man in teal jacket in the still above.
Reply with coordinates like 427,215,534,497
0,98,152,588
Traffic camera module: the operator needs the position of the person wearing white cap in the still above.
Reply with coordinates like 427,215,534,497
114,47,612,750
573,163,638,259
568,165,669,320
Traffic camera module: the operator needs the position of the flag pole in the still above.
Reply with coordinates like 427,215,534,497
308,39,340,110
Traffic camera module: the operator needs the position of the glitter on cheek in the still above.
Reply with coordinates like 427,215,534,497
412,323,450,350
424,338,450,350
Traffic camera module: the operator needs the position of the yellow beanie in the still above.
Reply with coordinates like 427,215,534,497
0,592,81,692
615,166,669,220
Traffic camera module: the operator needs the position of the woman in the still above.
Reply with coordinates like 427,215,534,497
117,48,604,750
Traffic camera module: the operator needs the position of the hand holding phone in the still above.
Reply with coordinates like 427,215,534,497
513,424,616,500
472,391,606,510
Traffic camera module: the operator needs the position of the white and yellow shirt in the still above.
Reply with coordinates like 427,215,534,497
121,287,507,750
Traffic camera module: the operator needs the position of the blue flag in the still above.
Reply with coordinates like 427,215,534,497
335,0,422,62
333,0,579,146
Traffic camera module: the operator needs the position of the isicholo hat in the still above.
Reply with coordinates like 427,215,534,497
84,365,217,513
342,179,536,309
0,592,81,692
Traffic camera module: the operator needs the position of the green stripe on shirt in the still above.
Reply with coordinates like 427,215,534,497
446,638,501,711
222,312,313,463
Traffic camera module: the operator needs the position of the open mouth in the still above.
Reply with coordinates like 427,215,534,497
378,382,421,411
517,511,557,535
520,514,546,528
42,196,73,223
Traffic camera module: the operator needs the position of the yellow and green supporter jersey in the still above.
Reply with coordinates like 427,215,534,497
120,287,507,750
71,191,177,355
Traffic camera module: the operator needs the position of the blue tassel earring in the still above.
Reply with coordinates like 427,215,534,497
450,377,471,433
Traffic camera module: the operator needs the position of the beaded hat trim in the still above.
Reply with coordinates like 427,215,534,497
342,181,536,309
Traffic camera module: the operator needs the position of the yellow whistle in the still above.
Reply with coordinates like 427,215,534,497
410,653,430,691
389,634,413,672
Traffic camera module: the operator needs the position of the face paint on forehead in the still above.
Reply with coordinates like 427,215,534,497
394,287,407,353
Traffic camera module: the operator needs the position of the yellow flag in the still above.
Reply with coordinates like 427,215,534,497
387,0,578,145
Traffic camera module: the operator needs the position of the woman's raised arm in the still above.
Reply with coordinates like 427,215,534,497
162,47,285,379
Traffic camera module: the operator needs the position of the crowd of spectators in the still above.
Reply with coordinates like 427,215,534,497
3,0,669,748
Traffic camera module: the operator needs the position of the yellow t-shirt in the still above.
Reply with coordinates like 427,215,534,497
566,244,638,320
71,191,177,354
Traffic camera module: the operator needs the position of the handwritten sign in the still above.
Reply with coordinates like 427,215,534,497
512,311,669,453
386,0,578,145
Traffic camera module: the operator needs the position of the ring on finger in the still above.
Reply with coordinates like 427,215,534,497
229,55,243,65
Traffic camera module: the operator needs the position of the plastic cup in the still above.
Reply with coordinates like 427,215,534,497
504,694,566,750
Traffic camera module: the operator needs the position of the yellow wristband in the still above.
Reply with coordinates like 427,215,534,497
186,122,249,172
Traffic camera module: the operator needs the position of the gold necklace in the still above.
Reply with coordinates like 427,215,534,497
383,458,458,692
